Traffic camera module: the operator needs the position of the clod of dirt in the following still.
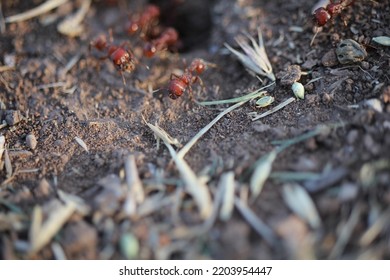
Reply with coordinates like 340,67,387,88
277,64,302,85
336,39,367,64
61,220,98,259
321,49,338,67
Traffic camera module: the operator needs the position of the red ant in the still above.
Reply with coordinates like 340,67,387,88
143,27,179,58
168,59,211,99
126,4,161,39
89,34,136,85
313,0,355,27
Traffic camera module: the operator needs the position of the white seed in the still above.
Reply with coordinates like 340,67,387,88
372,36,390,47
292,82,305,99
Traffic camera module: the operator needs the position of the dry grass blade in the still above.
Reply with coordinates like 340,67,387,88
60,53,82,78
234,196,276,246
74,136,89,153
178,101,245,159
282,183,321,229
0,2,5,33
123,155,145,217
359,208,390,247
198,90,266,106
225,28,275,81
328,203,363,259
251,97,296,121
29,200,76,254
0,135,5,169
4,148,12,178
171,175,226,239
144,119,181,148
57,0,91,37
219,171,235,221
58,190,90,216
250,150,277,200
5,0,69,23
51,242,67,260
145,121,212,219
137,193,175,217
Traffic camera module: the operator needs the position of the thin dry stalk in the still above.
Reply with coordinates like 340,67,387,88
5,0,69,23
123,155,145,217
57,0,91,37
225,28,275,81
178,101,245,159
60,53,82,78
29,200,76,254
250,97,296,121
328,203,363,259
0,135,5,169
359,208,390,247
219,172,235,221
145,121,212,219
144,119,181,148
234,196,276,246
4,148,12,178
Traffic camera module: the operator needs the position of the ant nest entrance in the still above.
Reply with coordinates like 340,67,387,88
149,0,214,52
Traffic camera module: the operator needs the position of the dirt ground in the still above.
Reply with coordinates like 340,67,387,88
1,0,390,260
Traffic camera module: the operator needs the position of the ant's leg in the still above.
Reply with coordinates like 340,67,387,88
120,71,127,86
193,76,206,93
108,28,114,43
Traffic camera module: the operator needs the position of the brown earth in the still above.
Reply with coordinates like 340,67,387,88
1,0,390,260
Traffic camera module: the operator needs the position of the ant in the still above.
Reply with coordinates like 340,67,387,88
143,27,179,58
89,34,137,85
126,4,161,39
168,59,212,99
313,0,355,27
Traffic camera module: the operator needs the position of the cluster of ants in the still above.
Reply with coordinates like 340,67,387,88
89,4,209,100
312,0,355,27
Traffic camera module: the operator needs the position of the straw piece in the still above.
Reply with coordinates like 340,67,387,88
5,0,69,23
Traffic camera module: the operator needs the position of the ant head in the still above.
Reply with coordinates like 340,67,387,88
143,43,157,58
126,21,139,34
313,7,331,27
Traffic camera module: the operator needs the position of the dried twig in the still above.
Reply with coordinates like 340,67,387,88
57,0,91,37
5,0,69,23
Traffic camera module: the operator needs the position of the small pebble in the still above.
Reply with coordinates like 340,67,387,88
336,39,367,64
26,133,38,150
347,130,359,145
